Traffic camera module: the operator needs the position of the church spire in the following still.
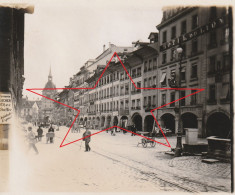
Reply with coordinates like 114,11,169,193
48,66,52,81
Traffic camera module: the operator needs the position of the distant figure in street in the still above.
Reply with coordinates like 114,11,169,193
131,124,137,136
48,124,54,143
37,126,43,141
27,126,39,154
83,128,91,152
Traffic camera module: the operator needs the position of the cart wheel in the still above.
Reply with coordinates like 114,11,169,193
150,141,156,147
142,139,147,148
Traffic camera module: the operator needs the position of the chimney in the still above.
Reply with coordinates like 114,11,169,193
103,44,106,52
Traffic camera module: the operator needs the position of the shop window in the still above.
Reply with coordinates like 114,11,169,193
192,14,198,29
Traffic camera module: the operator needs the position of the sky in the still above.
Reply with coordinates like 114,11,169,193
4,0,231,100
21,0,164,100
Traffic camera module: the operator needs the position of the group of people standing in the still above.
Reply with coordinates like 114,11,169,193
26,124,55,154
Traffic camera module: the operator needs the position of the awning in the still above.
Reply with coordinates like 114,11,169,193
160,73,166,83
221,83,229,99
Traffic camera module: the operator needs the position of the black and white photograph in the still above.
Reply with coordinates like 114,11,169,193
0,0,233,194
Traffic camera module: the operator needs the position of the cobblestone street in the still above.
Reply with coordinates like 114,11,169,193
9,126,231,193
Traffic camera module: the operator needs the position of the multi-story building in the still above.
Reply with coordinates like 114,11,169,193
0,5,33,149
72,43,134,127
83,36,159,132
21,97,41,124
156,6,231,138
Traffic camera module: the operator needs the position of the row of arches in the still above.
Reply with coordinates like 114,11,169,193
77,111,231,138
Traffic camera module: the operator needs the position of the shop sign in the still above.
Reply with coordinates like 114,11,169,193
160,17,226,51
0,93,13,124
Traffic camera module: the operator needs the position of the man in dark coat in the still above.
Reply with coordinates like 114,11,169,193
37,126,43,141
83,128,91,152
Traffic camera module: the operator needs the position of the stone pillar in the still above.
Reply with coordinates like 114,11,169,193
197,118,203,138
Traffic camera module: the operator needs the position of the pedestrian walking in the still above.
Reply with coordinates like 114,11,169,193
82,127,91,152
27,126,39,154
131,124,137,136
48,124,55,143
37,126,43,141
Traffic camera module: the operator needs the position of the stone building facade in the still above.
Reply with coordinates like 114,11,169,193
156,6,231,138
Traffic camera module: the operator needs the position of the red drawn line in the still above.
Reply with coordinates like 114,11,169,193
27,52,205,148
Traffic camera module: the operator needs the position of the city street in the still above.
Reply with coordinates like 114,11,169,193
9,125,231,193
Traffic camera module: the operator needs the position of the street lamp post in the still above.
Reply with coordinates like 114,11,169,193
174,47,183,157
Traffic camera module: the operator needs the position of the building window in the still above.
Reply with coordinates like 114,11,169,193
208,85,216,103
170,92,175,107
181,67,186,82
137,99,140,109
209,6,217,21
153,58,157,69
221,27,229,44
125,99,129,109
191,90,197,105
132,100,135,108
162,94,166,106
191,63,197,79
192,14,198,29
149,60,152,70
148,96,151,107
144,61,147,72
180,91,185,106
144,79,147,88
163,31,167,43
181,43,186,58
209,56,216,73
220,83,230,101
192,39,198,54
181,20,187,35
171,26,176,39
153,95,156,106
162,52,167,64
148,77,152,87
209,31,217,49
171,49,175,61
153,76,157,87
137,67,142,76
160,72,167,87
144,97,147,106
223,54,230,72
